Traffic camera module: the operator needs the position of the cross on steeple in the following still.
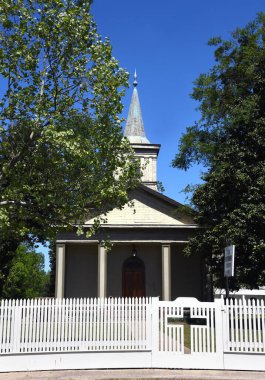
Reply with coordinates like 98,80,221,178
133,69,138,87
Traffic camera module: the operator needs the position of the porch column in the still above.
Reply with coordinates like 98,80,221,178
162,244,171,301
55,244,65,298
98,245,107,298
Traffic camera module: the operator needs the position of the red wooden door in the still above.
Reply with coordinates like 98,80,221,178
122,256,145,297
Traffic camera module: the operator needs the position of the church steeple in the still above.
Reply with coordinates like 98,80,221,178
124,71,160,191
124,71,150,144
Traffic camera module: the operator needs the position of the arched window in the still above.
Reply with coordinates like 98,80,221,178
122,255,145,298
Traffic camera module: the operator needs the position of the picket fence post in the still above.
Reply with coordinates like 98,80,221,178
214,298,225,361
151,297,159,362
10,299,22,353
222,297,229,352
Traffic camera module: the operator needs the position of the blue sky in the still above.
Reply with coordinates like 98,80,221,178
92,0,265,203
28,1,265,269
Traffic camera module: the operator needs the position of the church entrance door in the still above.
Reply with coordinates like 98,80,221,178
122,255,145,297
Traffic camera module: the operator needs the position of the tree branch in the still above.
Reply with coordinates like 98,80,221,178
0,200,27,206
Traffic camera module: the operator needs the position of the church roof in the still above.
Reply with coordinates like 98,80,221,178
124,71,150,144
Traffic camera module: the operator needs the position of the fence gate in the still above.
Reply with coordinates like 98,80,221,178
152,297,224,369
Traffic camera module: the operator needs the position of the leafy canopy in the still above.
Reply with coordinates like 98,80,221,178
173,13,265,289
0,0,139,295
0,0,139,242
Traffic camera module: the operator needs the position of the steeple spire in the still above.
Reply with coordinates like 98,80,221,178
124,71,150,144
124,70,160,191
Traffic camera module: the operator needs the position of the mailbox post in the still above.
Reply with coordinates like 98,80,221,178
224,245,235,299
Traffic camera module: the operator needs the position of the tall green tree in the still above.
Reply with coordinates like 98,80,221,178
2,245,49,299
173,13,265,290
0,0,139,295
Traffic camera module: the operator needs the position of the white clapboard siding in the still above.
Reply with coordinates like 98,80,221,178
224,298,265,353
0,297,152,354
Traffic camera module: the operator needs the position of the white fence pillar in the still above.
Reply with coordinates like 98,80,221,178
151,297,159,357
215,298,225,355
55,244,65,298
98,245,107,298
11,299,22,353
161,244,171,301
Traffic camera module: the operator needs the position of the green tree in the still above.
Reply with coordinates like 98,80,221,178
173,13,265,290
2,245,49,299
0,0,139,295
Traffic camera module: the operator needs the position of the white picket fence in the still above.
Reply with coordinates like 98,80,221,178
224,298,265,353
0,297,152,354
0,296,264,372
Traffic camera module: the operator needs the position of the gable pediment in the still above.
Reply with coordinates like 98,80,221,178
85,186,195,226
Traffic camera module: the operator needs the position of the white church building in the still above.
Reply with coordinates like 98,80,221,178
55,74,204,301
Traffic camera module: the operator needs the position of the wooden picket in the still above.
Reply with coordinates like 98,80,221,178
0,297,152,354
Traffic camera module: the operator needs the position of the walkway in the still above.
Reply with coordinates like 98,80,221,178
0,369,265,380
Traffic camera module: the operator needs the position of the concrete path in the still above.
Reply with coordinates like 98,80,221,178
0,369,264,380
